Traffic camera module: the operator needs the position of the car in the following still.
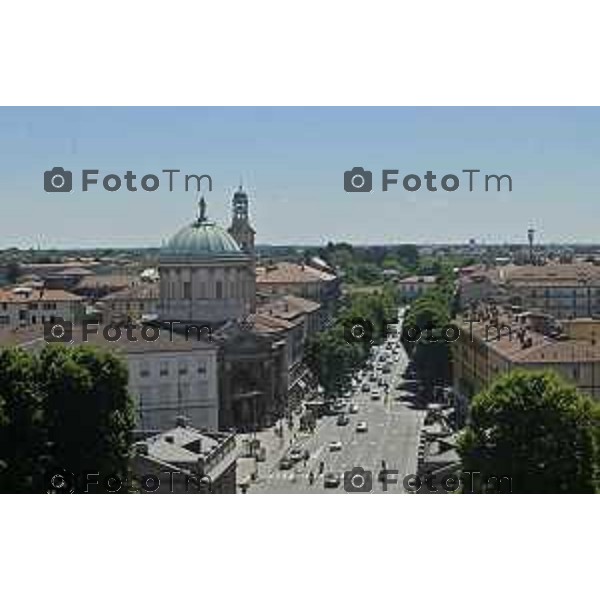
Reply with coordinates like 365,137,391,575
371,391,381,401
323,472,341,488
361,383,370,392
378,378,386,387
333,400,346,412
349,403,359,414
336,413,349,426
356,421,368,433
328,441,342,451
288,447,309,462
343,390,352,398
382,365,391,374
369,373,377,382
279,457,293,470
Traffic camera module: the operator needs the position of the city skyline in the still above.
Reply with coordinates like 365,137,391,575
2,107,600,248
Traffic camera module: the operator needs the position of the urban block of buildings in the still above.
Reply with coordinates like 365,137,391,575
0,187,340,437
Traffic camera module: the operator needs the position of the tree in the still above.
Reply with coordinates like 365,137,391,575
39,345,135,491
0,345,135,493
458,370,600,493
0,349,45,492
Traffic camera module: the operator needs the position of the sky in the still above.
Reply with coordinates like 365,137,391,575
1,106,600,248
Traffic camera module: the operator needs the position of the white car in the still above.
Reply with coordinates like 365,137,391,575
371,391,381,401
356,421,368,433
328,441,342,452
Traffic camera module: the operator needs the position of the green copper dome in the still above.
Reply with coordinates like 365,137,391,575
162,196,242,258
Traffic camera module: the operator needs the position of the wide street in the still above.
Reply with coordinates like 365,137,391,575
243,309,426,494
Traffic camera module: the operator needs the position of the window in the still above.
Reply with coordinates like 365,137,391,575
0,316,9,325
183,281,191,300
140,367,150,378
178,363,188,375
31,315,37,325
216,281,223,299
197,361,206,375
159,362,169,377
30,303,38,310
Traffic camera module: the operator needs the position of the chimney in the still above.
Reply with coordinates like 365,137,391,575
175,415,189,428
133,442,149,455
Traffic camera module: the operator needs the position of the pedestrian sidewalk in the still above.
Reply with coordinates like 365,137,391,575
236,416,313,489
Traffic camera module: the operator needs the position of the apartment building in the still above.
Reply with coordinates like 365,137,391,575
398,275,438,301
458,263,600,318
0,286,84,327
256,261,340,325
453,305,600,423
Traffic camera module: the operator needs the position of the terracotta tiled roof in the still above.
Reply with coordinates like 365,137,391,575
457,310,600,363
248,313,296,333
256,261,336,284
0,324,214,353
258,294,320,321
0,288,83,303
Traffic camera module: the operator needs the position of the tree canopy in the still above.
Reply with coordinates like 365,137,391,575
458,370,600,493
0,345,135,493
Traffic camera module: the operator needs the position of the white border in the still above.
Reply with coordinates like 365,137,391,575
2,1,598,598
2,0,599,106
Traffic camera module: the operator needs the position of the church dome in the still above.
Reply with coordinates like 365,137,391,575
162,197,243,258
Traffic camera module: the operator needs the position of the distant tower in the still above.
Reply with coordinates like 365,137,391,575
228,186,256,257
527,227,535,264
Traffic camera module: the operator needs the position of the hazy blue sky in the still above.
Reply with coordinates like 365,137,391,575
1,107,599,248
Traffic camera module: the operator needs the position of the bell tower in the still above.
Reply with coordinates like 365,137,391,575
228,186,255,257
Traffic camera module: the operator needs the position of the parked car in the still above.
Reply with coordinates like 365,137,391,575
361,383,370,392
349,403,359,414
371,391,381,401
356,421,368,433
328,441,342,451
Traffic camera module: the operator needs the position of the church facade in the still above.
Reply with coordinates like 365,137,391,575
157,189,288,431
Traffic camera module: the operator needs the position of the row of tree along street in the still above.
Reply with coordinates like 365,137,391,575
305,284,397,400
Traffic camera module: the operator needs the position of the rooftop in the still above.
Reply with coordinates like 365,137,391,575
258,294,320,321
398,275,437,284
0,287,83,303
0,323,215,354
457,306,600,363
256,261,336,284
